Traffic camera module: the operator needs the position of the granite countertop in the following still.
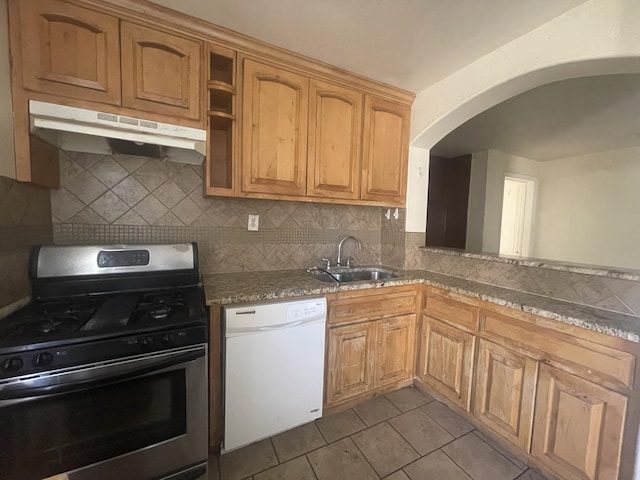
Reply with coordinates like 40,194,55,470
203,267,640,343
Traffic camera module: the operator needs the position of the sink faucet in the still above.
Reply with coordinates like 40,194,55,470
337,236,361,267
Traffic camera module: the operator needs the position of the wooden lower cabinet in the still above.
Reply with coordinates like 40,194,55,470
326,322,376,405
376,314,416,388
531,364,627,480
473,339,538,451
418,316,475,411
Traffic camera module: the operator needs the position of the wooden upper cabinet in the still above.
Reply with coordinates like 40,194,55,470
532,364,627,480
361,95,410,205
473,339,538,452
307,80,362,200
16,0,121,105
120,22,202,121
242,59,309,196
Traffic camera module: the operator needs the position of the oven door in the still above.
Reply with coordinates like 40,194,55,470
0,345,208,480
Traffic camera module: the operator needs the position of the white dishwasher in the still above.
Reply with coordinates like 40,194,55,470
222,297,326,453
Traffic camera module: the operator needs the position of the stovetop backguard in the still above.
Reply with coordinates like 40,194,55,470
0,243,207,354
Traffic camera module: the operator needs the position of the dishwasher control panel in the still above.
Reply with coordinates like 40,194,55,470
287,300,326,322
224,298,327,336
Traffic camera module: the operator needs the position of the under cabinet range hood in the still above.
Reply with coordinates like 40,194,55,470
29,100,207,165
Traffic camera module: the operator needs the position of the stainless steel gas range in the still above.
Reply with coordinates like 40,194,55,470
0,243,208,480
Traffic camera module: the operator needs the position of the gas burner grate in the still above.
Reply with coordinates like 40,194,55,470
130,291,189,324
0,298,103,340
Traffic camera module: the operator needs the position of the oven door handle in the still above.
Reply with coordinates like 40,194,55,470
0,347,205,400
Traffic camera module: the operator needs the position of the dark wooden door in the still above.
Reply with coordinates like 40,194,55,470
426,154,472,248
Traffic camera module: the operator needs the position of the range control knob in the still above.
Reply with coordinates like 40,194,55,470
32,352,54,368
139,336,154,348
161,333,176,346
2,356,23,373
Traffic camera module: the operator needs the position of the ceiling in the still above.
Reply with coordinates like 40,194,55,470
149,0,585,93
431,74,640,161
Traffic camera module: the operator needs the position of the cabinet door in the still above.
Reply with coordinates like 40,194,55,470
121,22,202,121
307,80,362,200
473,339,538,451
361,95,410,205
376,315,416,388
532,364,627,480
242,59,309,196
418,316,475,411
326,322,376,406
17,0,121,104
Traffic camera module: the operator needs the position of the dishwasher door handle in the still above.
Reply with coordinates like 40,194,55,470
226,317,324,336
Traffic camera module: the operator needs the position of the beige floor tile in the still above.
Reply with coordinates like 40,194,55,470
254,456,317,480
404,450,472,480
421,401,475,438
219,439,278,480
315,409,366,443
389,408,454,455
272,422,326,463
516,470,548,480
442,432,524,480
354,396,401,426
352,422,419,477
383,471,411,480
307,437,379,480
474,430,528,470
385,386,433,412
208,454,220,480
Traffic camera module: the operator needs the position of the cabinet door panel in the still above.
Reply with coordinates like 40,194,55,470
121,22,202,120
242,59,309,196
361,96,409,205
307,80,362,199
18,0,121,104
532,364,626,480
419,317,475,411
473,339,537,451
376,314,416,388
326,322,376,406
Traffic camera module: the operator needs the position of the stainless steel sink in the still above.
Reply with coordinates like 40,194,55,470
311,268,398,283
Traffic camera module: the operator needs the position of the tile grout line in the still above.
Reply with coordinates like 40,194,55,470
470,430,526,472
347,429,383,479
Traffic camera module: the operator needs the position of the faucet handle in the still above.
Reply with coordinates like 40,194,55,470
321,258,331,269
345,257,353,268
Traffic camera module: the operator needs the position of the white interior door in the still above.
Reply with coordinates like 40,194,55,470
499,176,536,256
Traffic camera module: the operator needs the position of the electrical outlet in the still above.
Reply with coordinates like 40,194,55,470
248,214,259,231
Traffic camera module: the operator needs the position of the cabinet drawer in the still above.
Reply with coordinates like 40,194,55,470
329,288,417,326
425,295,479,332
481,310,635,391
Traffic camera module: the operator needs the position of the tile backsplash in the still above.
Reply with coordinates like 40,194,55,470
405,236,640,318
0,175,52,308
51,152,390,272
47,151,640,317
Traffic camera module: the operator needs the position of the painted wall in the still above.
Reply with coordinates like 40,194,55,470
482,150,540,253
479,147,640,270
465,151,488,251
532,146,640,269
407,0,640,232
0,0,15,179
